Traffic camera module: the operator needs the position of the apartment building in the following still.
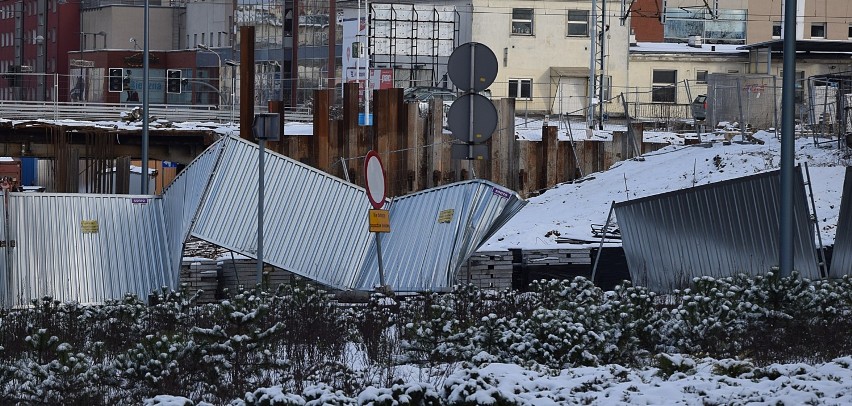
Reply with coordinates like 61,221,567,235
0,0,80,101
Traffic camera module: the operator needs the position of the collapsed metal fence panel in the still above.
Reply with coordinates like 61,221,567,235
355,181,526,291
188,136,375,290
830,167,852,278
707,73,778,130
161,139,226,274
186,136,526,291
3,193,174,307
0,134,527,307
614,168,820,292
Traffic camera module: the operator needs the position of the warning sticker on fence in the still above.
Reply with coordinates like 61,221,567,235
437,209,455,224
81,220,99,233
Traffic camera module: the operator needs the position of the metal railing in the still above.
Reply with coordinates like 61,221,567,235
0,100,314,124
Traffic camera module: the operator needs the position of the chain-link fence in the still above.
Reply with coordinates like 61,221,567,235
706,73,778,131
807,72,852,147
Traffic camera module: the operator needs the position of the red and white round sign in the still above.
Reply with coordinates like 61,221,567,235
364,150,386,209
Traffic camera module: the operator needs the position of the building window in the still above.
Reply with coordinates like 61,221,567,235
508,78,532,99
663,8,746,44
511,8,534,35
811,23,826,38
772,22,781,38
652,70,677,103
848,24,852,39
696,70,708,84
567,10,589,36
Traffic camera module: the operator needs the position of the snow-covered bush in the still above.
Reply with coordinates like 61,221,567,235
357,381,441,406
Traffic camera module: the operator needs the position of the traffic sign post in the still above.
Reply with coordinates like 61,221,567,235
447,42,499,161
364,150,389,292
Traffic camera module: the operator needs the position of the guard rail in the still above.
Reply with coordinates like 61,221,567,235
0,101,314,124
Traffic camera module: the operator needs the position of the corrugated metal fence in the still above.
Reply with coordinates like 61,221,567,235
830,167,852,278
0,135,526,307
2,193,174,307
614,168,820,292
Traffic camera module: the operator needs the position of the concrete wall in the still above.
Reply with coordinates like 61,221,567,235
186,1,232,50
83,6,178,51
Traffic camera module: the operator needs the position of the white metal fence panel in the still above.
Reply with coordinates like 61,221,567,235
4,193,174,307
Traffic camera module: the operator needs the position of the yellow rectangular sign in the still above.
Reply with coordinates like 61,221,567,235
369,209,390,233
81,220,99,233
437,209,454,223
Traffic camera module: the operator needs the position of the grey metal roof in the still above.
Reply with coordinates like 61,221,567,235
355,180,526,291
830,167,852,278
2,193,174,307
614,168,820,292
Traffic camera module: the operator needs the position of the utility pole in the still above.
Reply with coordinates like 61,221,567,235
597,0,607,130
587,0,598,128
588,0,607,129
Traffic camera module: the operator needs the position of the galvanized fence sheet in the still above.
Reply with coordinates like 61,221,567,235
614,168,819,292
188,137,374,290
355,181,526,291
830,167,852,278
161,138,225,272
4,193,174,307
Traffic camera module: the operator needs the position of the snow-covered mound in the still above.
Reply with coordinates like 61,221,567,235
483,130,848,251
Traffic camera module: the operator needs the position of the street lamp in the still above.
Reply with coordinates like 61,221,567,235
198,44,224,108
251,112,281,286
225,59,239,123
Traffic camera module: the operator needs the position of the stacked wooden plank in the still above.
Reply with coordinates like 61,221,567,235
179,259,220,303
524,249,591,266
457,249,593,290
219,259,299,294
457,252,515,290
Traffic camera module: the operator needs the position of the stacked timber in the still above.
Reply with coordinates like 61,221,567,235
457,252,515,290
219,259,298,294
457,249,594,290
179,259,220,303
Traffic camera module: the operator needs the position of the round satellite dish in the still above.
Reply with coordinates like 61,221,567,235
447,42,498,92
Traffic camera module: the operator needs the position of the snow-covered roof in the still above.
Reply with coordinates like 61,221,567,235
630,42,746,55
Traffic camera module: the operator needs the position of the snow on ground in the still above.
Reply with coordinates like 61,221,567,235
483,118,848,251
430,357,852,405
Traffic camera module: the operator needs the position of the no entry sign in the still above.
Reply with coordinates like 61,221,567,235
364,150,386,209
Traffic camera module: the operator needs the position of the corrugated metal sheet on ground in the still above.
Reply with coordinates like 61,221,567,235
614,168,820,292
830,167,852,277
355,181,526,291
3,193,174,307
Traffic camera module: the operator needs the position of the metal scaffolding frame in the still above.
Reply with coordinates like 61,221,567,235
368,3,460,89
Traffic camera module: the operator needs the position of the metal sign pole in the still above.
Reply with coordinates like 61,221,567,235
468,43,475,163
375,232,385,288
257,137,265,285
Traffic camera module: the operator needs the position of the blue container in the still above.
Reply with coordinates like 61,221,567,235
358,113,373,126
21,157,37,186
